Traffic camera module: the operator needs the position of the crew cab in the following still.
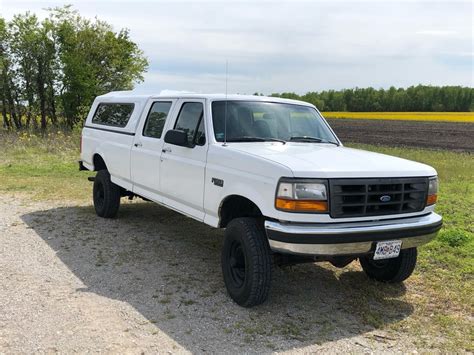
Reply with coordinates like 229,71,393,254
80,92,442,307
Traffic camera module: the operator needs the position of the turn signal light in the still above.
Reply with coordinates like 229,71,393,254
275,198,328,212
427,177,438,206
426,194,437,206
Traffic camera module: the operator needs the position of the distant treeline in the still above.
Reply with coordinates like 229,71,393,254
266,85,474,112
1,6,148,131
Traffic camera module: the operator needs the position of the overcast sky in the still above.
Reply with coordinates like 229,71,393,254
1,0,472,94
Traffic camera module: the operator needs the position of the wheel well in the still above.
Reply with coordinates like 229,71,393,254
219,195,263,228
93,154,107,171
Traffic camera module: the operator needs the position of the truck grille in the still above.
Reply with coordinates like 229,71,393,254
329,178,428,218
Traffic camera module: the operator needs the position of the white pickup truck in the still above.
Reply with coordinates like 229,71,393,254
80,92,442,307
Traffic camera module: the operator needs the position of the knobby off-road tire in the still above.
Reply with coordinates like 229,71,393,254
222,218,272,307
359,247,417,283
93,170,121,218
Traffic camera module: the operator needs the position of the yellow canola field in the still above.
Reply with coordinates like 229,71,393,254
322,112,474,123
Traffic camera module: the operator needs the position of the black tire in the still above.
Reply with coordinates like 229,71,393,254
359,247,417,283
221,218,272,307
93,170,121,218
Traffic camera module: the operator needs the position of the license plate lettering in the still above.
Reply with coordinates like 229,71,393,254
374,240,402,260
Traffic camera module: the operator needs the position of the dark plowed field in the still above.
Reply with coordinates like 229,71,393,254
326,119,474,152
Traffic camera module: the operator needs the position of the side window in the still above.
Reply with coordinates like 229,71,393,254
92,103,134,127
194,117,206,146
174,102,205,146
143,101,172,138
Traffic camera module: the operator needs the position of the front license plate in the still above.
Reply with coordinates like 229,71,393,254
373,240,402,260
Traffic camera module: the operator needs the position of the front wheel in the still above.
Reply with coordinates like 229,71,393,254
221,218,272,307
93,170,121,218
359,247,417,283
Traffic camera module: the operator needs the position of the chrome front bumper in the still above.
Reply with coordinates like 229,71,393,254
265,212,442,256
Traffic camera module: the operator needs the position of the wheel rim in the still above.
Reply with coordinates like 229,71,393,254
95,182,105,210
228,241,246,288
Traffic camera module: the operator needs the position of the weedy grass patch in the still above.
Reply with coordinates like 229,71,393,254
0,130,93,200
323,111,474,123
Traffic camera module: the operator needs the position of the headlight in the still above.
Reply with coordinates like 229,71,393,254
426,176,438,206
275,179,328,213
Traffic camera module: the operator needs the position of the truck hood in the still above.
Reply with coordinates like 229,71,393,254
226,142,437,178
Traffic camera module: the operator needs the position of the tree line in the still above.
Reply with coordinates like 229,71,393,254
0,6,148,131
267,85,473,112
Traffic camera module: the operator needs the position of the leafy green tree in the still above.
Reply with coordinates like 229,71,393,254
8,13,40,128
0,6,148,130
50,6,148,127
270,85,473,112
0,17,22,129
0,17,12,129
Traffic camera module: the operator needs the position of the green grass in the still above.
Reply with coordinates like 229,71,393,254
0,131,472,350
0,130,93,200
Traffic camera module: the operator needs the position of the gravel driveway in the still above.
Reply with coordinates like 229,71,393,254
0,195,429,353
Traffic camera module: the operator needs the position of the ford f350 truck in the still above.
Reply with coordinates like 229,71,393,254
80,92,442,307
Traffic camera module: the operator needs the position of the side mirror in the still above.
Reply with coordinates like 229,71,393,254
164,129,189,147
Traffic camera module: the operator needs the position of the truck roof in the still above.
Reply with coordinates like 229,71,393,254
96,91,316,108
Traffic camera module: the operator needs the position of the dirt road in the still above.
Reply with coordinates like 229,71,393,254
0,196,440,353
326,119,474,152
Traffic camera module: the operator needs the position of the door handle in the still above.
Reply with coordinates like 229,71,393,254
134,142,142,147
161,148,172,153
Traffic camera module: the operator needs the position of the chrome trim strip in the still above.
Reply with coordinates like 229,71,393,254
84,125,135,136
265,212,442,236
268,233,437,256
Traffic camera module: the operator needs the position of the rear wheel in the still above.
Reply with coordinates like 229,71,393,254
221,218,272,307
359,247,417,283
93,170,121,218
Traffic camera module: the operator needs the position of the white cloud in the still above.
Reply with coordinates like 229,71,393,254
416,30,458,36
2,0,473,93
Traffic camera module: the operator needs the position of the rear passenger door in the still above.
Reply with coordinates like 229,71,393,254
130,100,175,200
159,99,207,220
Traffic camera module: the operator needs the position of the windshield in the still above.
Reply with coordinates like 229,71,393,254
211,101,338,144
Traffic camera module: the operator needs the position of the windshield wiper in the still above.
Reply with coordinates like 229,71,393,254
289,136,339,146
226,136,286,144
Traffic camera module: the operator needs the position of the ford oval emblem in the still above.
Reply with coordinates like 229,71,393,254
380,195,391,202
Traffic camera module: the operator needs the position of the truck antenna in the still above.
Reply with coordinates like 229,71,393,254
223,60,228,146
